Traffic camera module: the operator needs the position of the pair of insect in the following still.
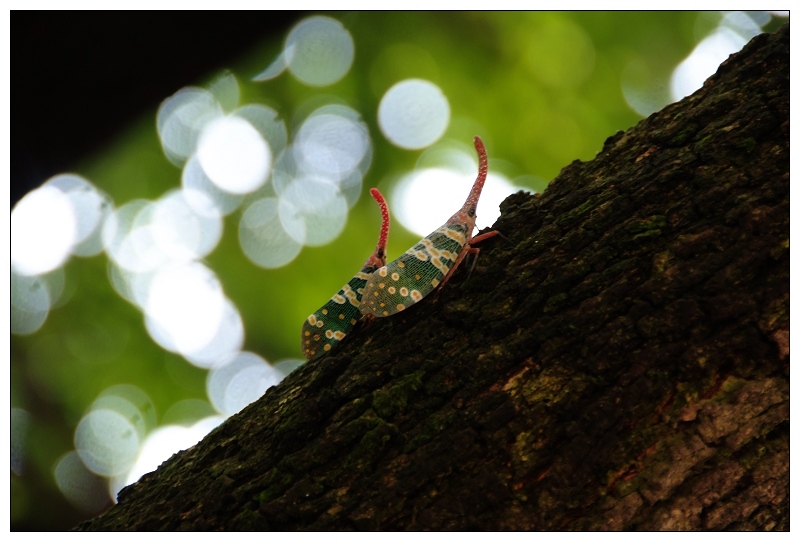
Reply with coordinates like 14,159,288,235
302,136,499,361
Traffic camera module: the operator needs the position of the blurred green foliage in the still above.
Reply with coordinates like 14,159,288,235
10,11,787,530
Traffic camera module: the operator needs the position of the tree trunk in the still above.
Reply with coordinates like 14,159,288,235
76,24,789,531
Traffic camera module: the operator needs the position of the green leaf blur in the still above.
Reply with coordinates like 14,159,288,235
10,11,787,530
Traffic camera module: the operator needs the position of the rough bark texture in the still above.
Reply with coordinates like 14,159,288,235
76,24,789,531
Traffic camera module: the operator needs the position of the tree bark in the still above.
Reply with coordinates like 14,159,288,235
76,24,789,531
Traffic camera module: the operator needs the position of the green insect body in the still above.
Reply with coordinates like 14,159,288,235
301,188,390,360
360,136,499,318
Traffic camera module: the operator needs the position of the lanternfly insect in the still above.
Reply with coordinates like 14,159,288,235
360,136,499,318
301,188,391,360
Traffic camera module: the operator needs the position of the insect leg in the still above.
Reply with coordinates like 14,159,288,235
441,229,501,288
470,230,501,245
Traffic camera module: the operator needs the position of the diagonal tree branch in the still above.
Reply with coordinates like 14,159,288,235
76,23,788,531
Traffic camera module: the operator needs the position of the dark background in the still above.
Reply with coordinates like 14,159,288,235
12,12,302,208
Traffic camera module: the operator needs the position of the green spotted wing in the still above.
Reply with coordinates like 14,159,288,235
360,223,469,317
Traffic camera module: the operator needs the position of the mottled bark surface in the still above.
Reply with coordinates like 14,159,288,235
76,24,788,531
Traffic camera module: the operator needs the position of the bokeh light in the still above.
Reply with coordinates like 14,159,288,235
92,385,157,442
10,270,53,335
239,197,303,268
11,185,78,276
102,193,222,276
75,409,140,477
207,352,285,416
143,262,232,363
231,102,373,266
179,298,245,369
294,105,371,182
11,274,49,335
391,146,518,237
233,104,288,159
44,174,112,257
196,115,272,195
254,15,354,86
53,452,110,514
671,27,749,101
102,199,151,274
279,176,348,246
182,155,245,218
156,87,224,166
378,79,450,149
621,12,784,117
150,190,223,260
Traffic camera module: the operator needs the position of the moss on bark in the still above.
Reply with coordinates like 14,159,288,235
76,24,788,531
